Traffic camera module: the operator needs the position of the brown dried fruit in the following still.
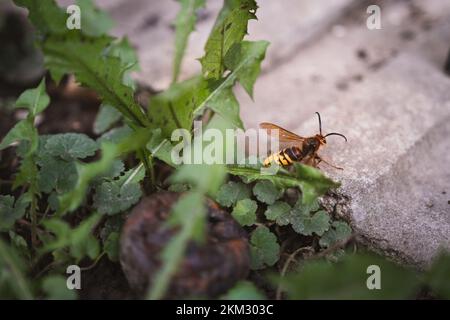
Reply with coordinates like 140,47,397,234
120,191,250,298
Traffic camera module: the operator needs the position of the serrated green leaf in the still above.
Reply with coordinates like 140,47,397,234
94,104,122,134
107,37,140,88
172,0,205,83
250,226,280,270
37,156,78,193
194,41,268,117
291,209,330,236
92,159,125,183
200,0,258,79
148,76,208,138
42,275,77,300
93,180,142,215
207,86,243,128
227,163,340,205
253,180,282,205
15,0,147,127
319,221,352,248
0,194,30,231
216,181,251,207
231,198,257,226
224,41,269,98
264,201,291,223
149,73,246,138
13,155,39,191
221,281,265,300
57,128,152,214
43,33,148,127
15,78,50,116
77,0,114,37
0,120,37,152
44,133,98,161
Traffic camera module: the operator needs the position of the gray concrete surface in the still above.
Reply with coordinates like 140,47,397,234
72,0,450,267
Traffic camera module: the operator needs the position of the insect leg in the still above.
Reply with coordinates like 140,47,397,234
315,155,343,170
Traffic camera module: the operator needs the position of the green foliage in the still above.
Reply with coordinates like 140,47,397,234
103,231,120,262
37,155,78,194
14,0,148,128
41,213,101,262
200,0,257,80
44,133,98,161
222,281,265,300
250,226,280,270
43,34,148,127
278,253,421,299
77,0,114,37
253,180,283,205
0,78,47,153
4,0,449,302
0,239,33,299
149,9,267,137
57,128,152,214
42,275,77,300
425,252,450,299
296,211,329,236
15,78,50,116
93,180,142,215
0,194,30,231
0,120,37,152
172,0,206,83
319,221,352,248
13,0,67,35
216,181,251,207
94,104,122,134
170,164,227,196
290,207,330,237
148,76,207,137
264,201,291,223
232,198,257,226
227,163,339,205
193,40,269,121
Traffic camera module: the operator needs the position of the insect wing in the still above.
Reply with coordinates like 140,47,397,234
259,122,305,148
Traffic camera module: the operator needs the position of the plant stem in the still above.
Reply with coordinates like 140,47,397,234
138,148,155,189
30,191,38,250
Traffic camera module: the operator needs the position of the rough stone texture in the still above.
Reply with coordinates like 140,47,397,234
61,0,450,266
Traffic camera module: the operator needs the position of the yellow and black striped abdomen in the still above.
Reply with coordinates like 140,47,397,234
263,147,302,167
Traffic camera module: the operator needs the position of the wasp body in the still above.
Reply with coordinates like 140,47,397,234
263,146,302,167
261,113,347,169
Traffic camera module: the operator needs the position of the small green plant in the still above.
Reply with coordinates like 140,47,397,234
1,0,449,300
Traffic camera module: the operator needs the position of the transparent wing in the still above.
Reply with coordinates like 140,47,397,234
259,122,305,148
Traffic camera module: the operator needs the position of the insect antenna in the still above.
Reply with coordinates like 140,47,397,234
315,112,322,135
324,133,348,142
